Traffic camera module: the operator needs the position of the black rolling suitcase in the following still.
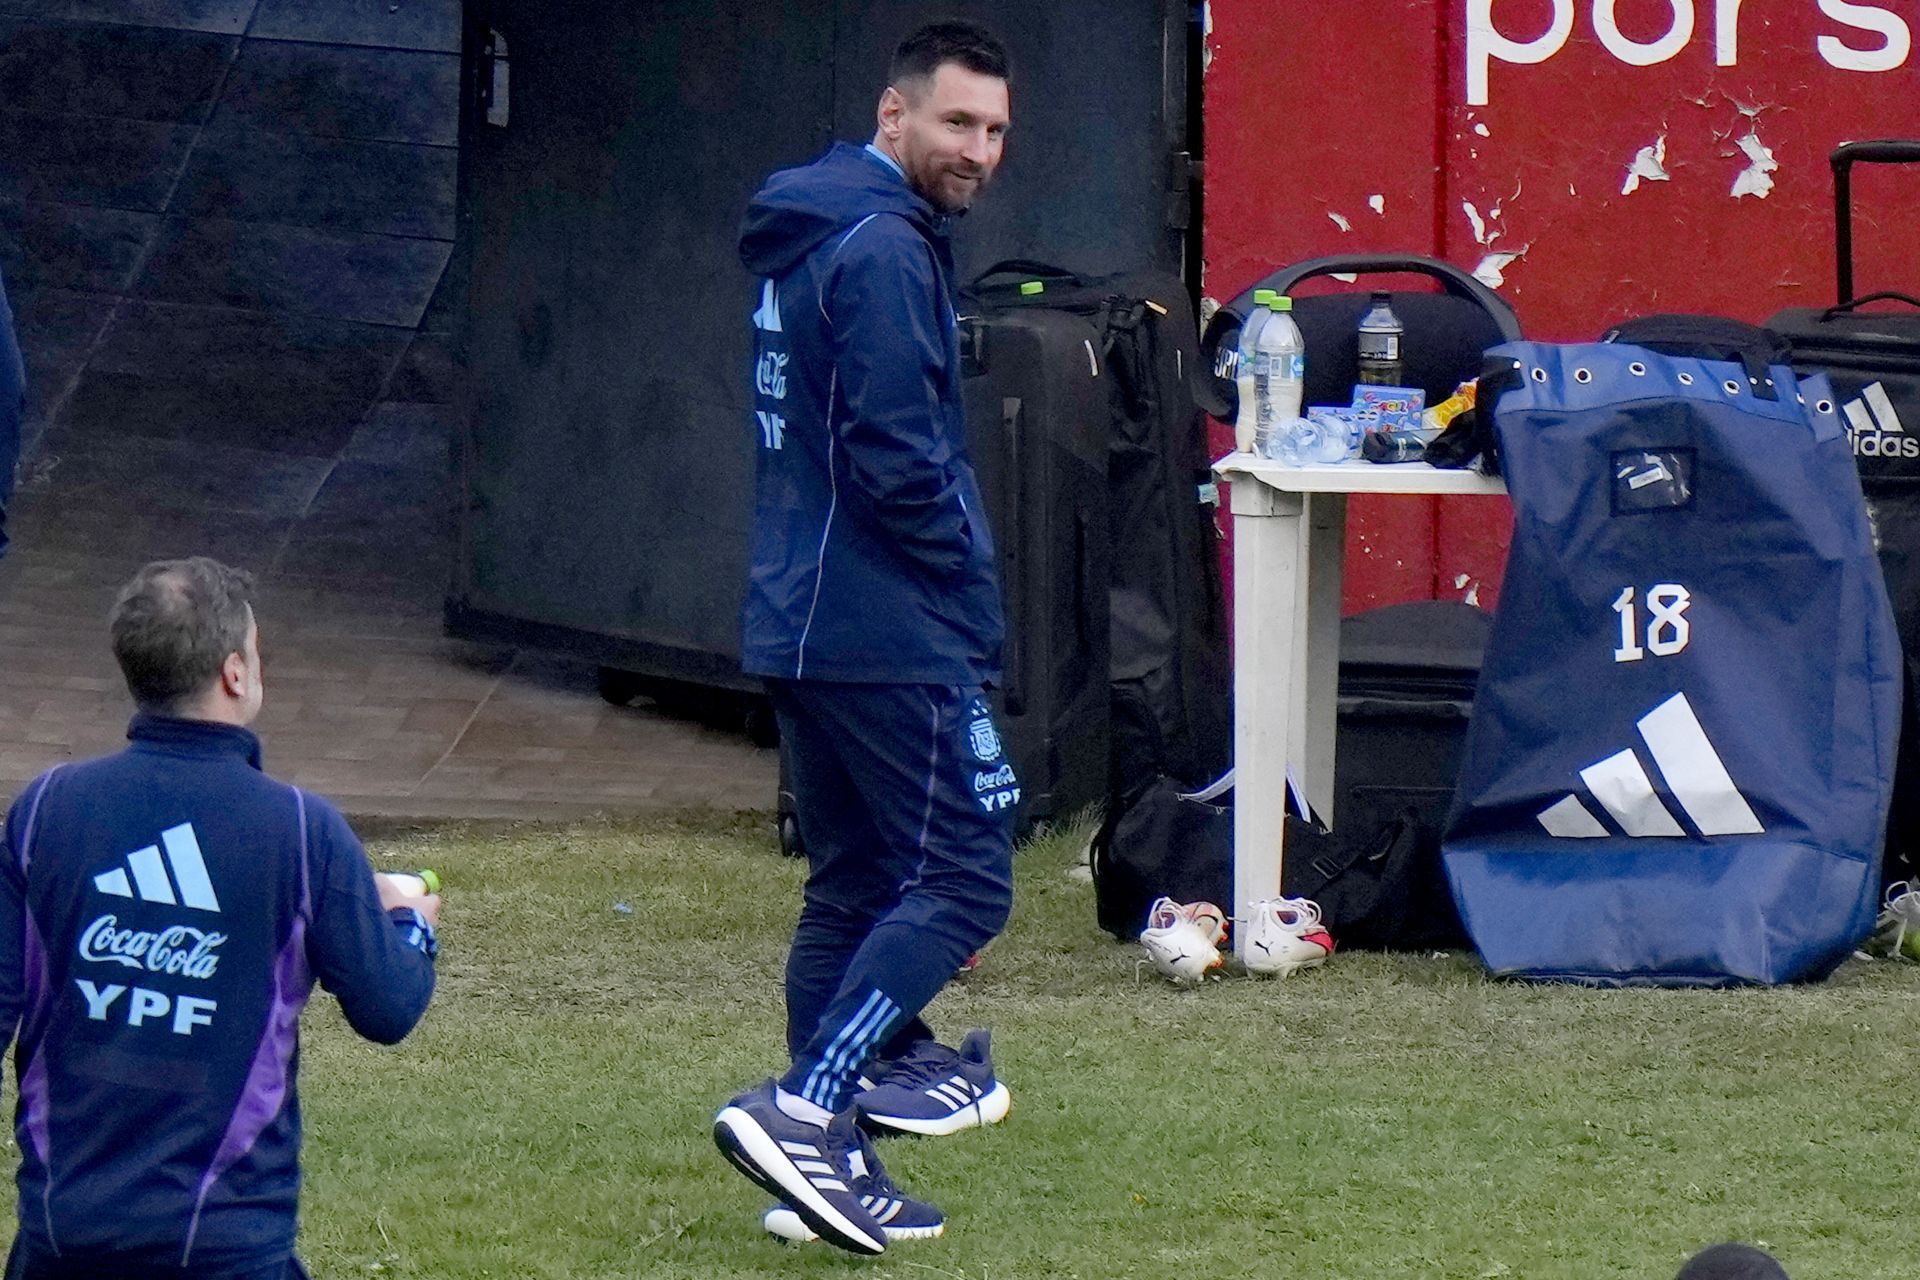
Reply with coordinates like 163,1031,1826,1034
967,263,1230,803
957,284,1113,831
1770,139,1920,885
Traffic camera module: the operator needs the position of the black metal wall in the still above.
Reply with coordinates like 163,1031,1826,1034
0,0,459,598
453,0,1192,685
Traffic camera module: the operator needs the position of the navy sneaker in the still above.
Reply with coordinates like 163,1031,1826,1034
762,1127,945,1243
713,1081,887,1255
854,1029,1011,1137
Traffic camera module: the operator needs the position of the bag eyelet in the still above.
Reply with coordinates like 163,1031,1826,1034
1628,362,1647,376
1574,368,1593,384
1723,380,1741,395
1530,367,1547,383
1816,399,1834,415
1677,372,1694,386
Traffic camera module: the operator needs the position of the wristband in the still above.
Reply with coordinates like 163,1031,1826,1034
389,906,438,959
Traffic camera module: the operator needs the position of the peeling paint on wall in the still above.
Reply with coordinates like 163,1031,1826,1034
1730,130,1779,199
1328,210,1353,232
1463,200,1489,245
1474,122,1491,137
1368,194,1385,215
1622,134,1671,195
1474,250,1524,289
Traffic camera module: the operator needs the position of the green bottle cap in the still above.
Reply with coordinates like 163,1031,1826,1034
1252,288,1278,306
1019,281,1045,296
1271,295,1294,312
419,868,441,894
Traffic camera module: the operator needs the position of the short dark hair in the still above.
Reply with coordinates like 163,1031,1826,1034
889,19,1010,90
109,557,256,713
1675,1244,1791,1280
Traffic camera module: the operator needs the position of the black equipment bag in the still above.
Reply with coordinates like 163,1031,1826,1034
966,262,1230,808
1199,254,1523,423
1089,601,1482,949
1768,139,1920,885
957,280,1113,830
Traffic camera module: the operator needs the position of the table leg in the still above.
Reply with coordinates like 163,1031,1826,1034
1299,493,1347,826
1229,480,1303,960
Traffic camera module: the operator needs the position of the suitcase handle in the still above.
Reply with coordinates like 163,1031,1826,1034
999,395,1025,716
1832,140,1920,304
1246,254,1522,341
1200,254,1522,421
1821,290,1920,321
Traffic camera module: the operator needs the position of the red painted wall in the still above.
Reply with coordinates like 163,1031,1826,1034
1204,0,1920,613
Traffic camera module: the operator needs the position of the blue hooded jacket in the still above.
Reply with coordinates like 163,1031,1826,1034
0,715,435,1271
738,143,1004,685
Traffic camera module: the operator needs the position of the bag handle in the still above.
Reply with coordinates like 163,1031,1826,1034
968,259,1087,292
1249,254,1523,342
1822,290,1920,320
1832,140,1920,304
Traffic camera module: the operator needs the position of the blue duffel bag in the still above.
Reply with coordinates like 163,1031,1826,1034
1443,340,1901,986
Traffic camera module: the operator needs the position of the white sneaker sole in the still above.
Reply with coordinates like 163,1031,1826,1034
764,1207,946,1243
860,1081,1012,1136
1245,951,1329,977
713,1106,886,1256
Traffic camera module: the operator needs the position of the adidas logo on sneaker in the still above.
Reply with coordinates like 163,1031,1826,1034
1139,897,1228,983
1242,896,1333,977
855,1029,1011,1137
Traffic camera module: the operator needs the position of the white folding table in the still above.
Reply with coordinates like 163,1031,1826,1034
1210,452,1508,960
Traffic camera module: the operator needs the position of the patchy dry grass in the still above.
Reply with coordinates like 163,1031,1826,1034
17,812,1917,1279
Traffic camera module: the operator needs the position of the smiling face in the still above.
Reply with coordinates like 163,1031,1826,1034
875,62,1010,213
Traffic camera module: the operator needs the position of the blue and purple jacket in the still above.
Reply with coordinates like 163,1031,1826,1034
0,714,435,1272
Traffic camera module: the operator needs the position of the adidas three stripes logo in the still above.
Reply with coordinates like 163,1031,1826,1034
920,1075,984,1113
1537,692,1763,840
92,824,222,912
778,1139,848,1193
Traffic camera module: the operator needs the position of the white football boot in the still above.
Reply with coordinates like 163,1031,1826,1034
1138,896,1228,983
1241,896,1334,976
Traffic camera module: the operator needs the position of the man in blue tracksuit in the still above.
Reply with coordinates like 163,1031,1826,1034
0,557,440,1278
713,21,1021,1257
0,264,22,561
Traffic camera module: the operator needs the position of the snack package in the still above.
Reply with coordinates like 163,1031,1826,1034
1421,380,1478,437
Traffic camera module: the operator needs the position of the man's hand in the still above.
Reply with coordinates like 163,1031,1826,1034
376,874,442,927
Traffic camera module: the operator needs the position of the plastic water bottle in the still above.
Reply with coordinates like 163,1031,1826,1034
1253,295,1306,456
379,869,441,898
1238,287,1278,370
1231,289,1278,453
1357,291,1405,386
1271,416,1352,466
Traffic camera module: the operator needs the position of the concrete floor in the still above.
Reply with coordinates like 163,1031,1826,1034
0,531,778,821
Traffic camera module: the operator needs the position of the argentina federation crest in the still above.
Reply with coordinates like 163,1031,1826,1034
967,713,1002,763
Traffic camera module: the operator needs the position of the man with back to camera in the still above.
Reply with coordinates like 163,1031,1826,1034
715,19,1021,1256
0,557,441,1278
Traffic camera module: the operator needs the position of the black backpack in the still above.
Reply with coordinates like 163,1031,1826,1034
1088,774,1459,950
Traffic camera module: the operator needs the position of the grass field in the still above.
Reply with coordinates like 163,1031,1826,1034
46,812,1916,1279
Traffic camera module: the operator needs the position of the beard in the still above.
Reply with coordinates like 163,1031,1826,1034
911,160,989,213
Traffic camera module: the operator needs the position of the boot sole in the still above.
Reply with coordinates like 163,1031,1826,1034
713,1107,886,1256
